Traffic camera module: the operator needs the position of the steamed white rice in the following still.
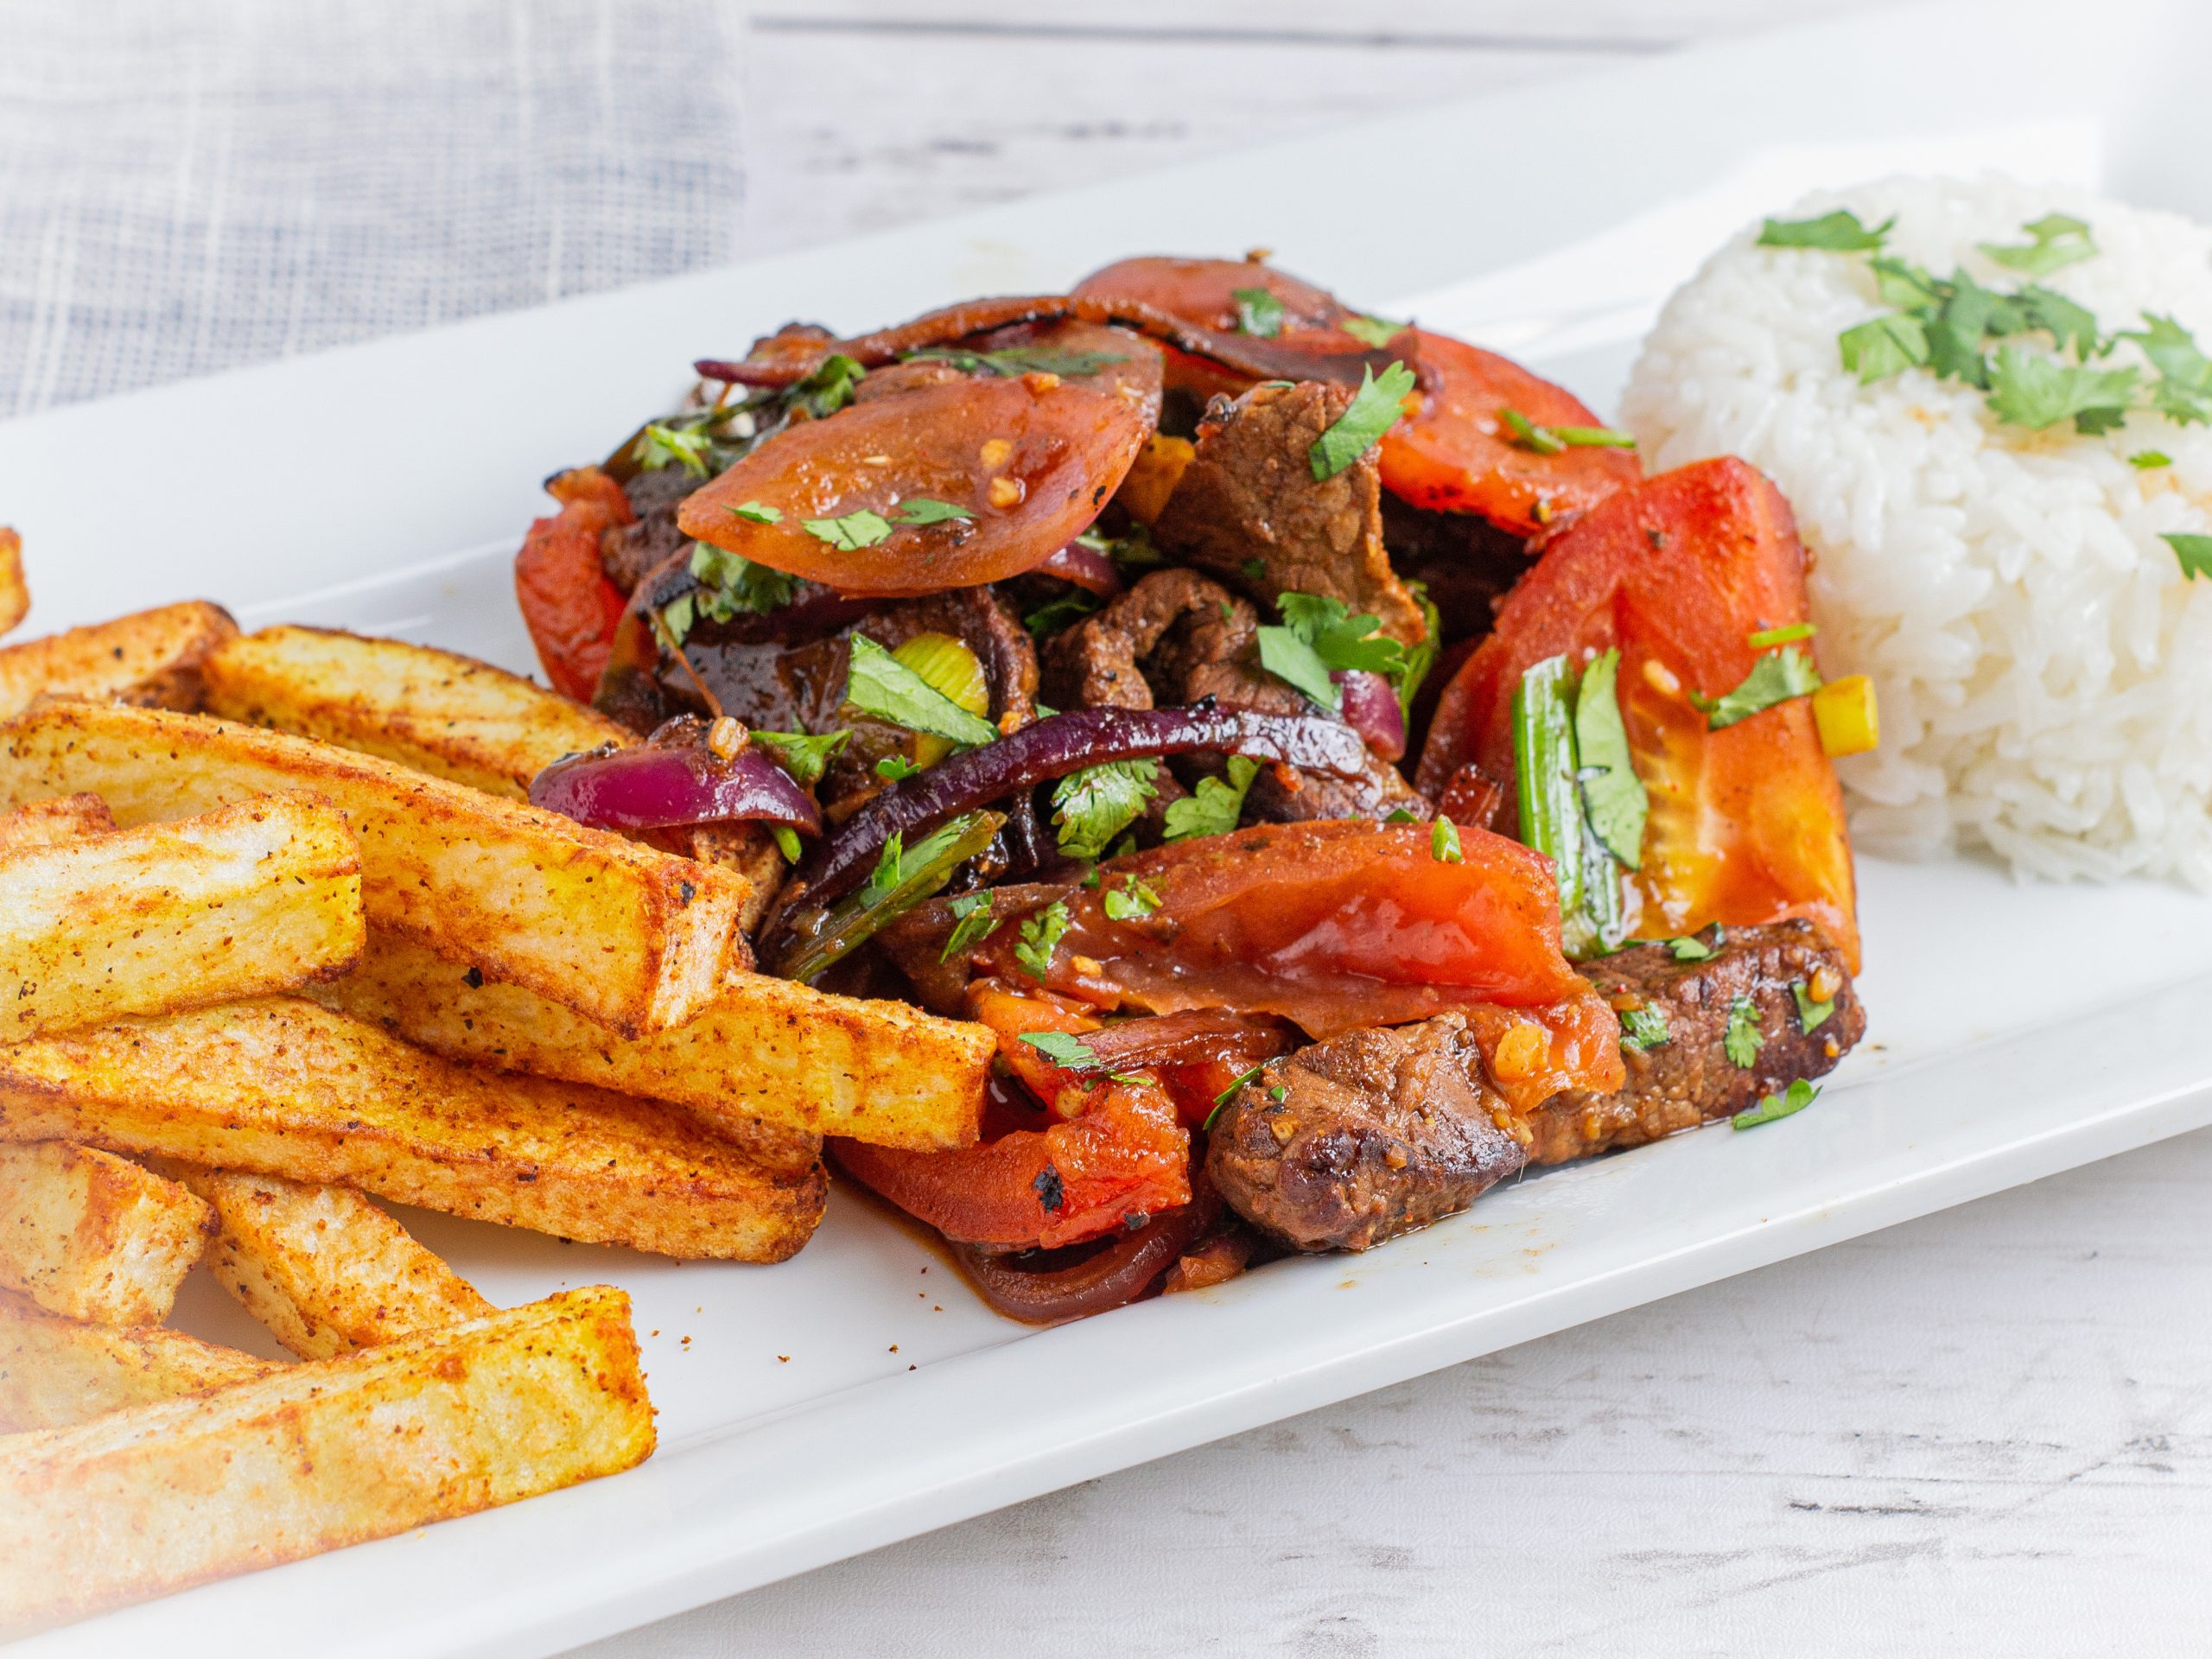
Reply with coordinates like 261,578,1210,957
1622,176,2212,887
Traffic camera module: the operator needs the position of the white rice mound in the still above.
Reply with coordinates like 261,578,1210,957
1622,175,2212,887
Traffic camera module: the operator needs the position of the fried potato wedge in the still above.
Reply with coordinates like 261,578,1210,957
201,625,633,800
319,930,989,1152
0,1290,277,1434
0,1286,652,1632
0,1142,213,1325
0,702,746,1037
0,996,826,1262
0,792,365,1040
0,529,26,639
0,600,237,718
0,793,114,854
157,1164,495,1359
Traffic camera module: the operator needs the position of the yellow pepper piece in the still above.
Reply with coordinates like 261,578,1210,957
893,632,990,766
1116,435,1194,525
1812,674,1879,757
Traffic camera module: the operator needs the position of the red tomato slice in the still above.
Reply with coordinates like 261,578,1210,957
1074,256,1356,338
677,373,1149,596
513,466,632,702
1375,330,1641,538
1416,457,1860,972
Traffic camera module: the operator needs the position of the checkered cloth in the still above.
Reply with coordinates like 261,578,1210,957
0,0,746,417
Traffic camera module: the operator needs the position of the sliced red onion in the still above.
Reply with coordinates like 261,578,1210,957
944,1186,1219,1324
1037,540,1123,596
786,701,1368,912
1335,670,1407,762
530,743,821,833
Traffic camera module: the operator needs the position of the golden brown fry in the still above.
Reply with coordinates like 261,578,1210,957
0,1289,277,1434
0,1286,652,1632
0,792,365,1040
318,930,989,1152
201,625,634,800
158,1163,495,1359
0,530,26,639
0,1142,213,1325
0,600,237,718
0,794,114,855
0,702,746,1038
0,996,826,1262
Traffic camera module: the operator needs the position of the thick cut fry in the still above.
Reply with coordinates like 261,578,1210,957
0,997,826,1262
0,702,746,1037
0,1286,652,1632
0,601,237,718
0,1289,277,1433
0,793,364,1039
319,930,990,1152
201,625,634,800
0,529,26,639
158,1164,495,1359
0,794,114,854
0,1142,213,1325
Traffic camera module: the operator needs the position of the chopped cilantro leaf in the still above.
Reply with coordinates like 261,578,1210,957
802,508,894,550
1757,209,1892,251
1203,1062,1268,1131
861,832,906,907
657,593,695,646
1255,625,1341,710
690,543,798,620
1343,314,1406,347
874,754,922,783
1723,995,1764,1068
1694,646,1823,730
1383,808,1421,825
1018,1030,1102,1071
1014,900,1071,982
2123,315,2212,426
632,422,714,476
1732,1077,1820,1130
2016,284,2101,359
941,891,1000,961
1985,346,2137,433
2162,533,2212,581
1102,876,1163,922
785,353,866,419
906,346,1126,378
1792,980,1836,1033
1309,360,1418,480
725,500,782,524
1869,256,1944,309
1840,313,1930,383
1619,1005,1671,1052
1431,818,1463,863
1033,1162,1065,1212
843,634,1000,747
1232,286,1287,338
2130,449,2173,469
1665,929,1722,962
1256,592,1412,712
1573,647,1646,870
894,497,973,525
1164,755,1260,842
1023,591,1101,639
1747,622,1816,647
1980,213,2095,279
1052,759,1160,861
749,728,849,786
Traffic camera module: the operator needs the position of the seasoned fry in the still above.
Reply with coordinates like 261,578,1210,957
0,702,746,1037
0,1286,652,1632
0,794,114,854
0,996,826,1262
0,1142,213,1325
0,1289,277,1434
201,625,633,800
318,930,990,1151
158,1164,495,1359
0,793,364,1039
0,600,237,718
0,529,25,639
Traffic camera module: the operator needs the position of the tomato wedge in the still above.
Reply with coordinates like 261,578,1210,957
832,982,1191,1250
513,466,632,701
1416,457,1860,972
677,372,1148,596
1074,256,1358,340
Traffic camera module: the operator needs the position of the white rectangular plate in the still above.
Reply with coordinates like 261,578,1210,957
10,2,2212,1652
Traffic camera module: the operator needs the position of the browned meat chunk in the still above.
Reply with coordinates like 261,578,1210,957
1205,1014,1526,1253
603,463,705,596
1522,919,1865,1165
1153,380,1427,646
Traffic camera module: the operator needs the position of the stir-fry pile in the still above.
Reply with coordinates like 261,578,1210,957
514,252,1876,1320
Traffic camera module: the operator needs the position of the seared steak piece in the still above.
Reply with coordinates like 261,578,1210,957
1522,919,1864,1164
1205,1014,1527,1253
602,463,705,596
1153,381,1427,646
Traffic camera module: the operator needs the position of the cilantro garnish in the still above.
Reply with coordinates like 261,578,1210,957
1232,286,1287,338
875,755,922,783
1431,818,1463,863
941,891,1001,961
2122,315,2212,425
1664,928,1722,962
1019,1030,1102,1071
1033,1162,1065,1212
1309,360,1418,481
634,423,715,477
1732,1077,1820,1130
1792,980,1835,1033
1747,623,1816,647
803,508,893,550
785,353,866,419
1757,210,1892,251
1163,755,1260,842
1498,407,1637,455
2161,534,2212,581
725,500,782,524
1102,876,1162,921
1203,1062,1268,1132
906,346,1126,378
1619,1005,1671,1052
1985,346,2137,435
1572,648,1646,869
1980,213,2095,278
1839,313,1930,384
893,497,974,525
2130,449,2172,469
1723,995,1765,1068
748,728,849,786
671,544,798,642
861,832,908,907
1052,759,1160,861
1023,592,1100,639
1255,592,1411,714
1694,646,1823,730
842,635,1000,747
1014,900,1071,982
1342,314,1406,348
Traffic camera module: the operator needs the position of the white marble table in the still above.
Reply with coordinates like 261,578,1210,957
575,4,2212,1652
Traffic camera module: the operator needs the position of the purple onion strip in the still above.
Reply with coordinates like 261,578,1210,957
530,744,822,833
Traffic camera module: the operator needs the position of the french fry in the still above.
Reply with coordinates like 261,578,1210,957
0,1286,652,1632
201,625,634,800
0,794,115,854
318,929,990,1152
0,600,237,718
157,1164,495,1359
0,1289,277,1434
0,529,26,639
0,792,365,1039
0,701,746,1038
0,996,826,1262
0,1142,213,1325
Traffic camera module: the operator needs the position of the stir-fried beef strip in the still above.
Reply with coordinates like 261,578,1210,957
1151,380,1427,646
601,463,706,597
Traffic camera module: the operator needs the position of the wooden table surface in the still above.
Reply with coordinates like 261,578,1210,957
578,4,2212,1652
